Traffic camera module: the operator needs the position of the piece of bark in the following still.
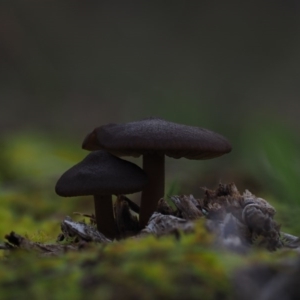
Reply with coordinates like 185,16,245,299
114,195,140,238
140,212,194,236
156,198,174,215
60,217,111,243
3,231,79,256
0,242,15,250
170,195,203,220
281,232,300,251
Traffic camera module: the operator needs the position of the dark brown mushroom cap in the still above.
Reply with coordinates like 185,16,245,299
55,151,148,197
82,117,232,159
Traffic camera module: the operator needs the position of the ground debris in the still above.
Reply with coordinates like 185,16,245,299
1,182,299,255
280,232,300,251
59,216,111,243
170,194,203,220
156,198,174,215
2,231,79,256
196,183,284,251
140,212,194,236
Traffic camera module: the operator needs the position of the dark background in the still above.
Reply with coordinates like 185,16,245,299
1,1,300,134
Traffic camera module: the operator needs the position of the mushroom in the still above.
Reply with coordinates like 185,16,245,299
82,117,232,227
55,150,148,239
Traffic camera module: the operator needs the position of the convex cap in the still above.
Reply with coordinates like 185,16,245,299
82,117,232,159
55,150,148,197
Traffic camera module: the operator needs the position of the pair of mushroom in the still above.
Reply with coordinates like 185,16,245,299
56,117,232,239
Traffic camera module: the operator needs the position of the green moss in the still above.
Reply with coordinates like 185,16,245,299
0,223,234,299
0,216,298,299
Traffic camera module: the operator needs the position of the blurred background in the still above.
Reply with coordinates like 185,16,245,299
0,0,300,238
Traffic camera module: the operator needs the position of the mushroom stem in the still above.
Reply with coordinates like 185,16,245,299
139,154,165,228
94,195,118,239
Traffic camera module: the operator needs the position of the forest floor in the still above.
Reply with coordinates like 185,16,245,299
0,183,299,300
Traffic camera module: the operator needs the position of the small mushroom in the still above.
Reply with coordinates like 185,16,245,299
82,117,232,227
55,150,148,239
